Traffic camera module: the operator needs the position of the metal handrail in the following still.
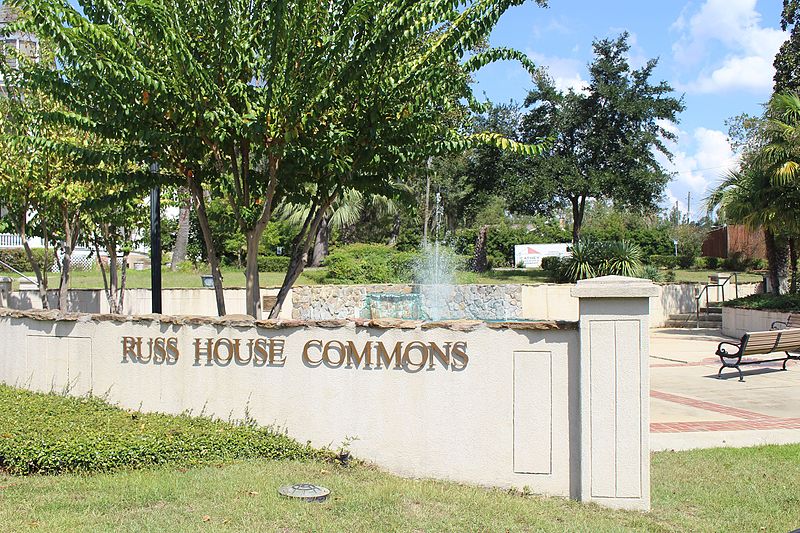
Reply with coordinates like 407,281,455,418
0,258,39,287
695,273,739,328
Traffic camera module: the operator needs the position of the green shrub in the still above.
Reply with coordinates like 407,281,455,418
677,254,695,269
639,264,663,282
664,270,676,282
650,254,679,269
602,240,643,277
322,244,417,284
692,257,708,269
0,247,49,272
258,254,291,272
541,256,570,283
0,385,326,476
175,260,197,273
750,258,768,270
722,293,800,312
722,252,750,272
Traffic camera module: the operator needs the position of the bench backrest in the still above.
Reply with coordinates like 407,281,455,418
787,313,800,329
742,331,780,356
775,328,800,353
742,328,800,356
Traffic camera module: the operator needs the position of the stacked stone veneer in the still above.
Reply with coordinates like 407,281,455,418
291,284,523,321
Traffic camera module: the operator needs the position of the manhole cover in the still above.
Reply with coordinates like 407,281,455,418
278,483,330,503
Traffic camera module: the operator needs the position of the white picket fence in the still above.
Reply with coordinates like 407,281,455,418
0,233,46,248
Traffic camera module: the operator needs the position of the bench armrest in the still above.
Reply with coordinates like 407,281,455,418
771,320,789,330
716,341,742,357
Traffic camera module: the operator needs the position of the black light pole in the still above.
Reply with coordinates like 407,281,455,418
150,163,162,314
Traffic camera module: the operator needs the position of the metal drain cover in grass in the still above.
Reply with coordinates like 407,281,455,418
278,483,330,503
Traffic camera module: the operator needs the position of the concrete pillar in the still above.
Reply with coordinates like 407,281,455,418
572,275,658,511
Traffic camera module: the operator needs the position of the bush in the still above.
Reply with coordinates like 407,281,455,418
693,257,708,269
322,244,417,284
0,385,326,475
258,254,291,272
541,256,570,283
664,270,676,282
722,293,800,312
722,252,750,272
650,254,679,269
0,247,49,273
705,256,721,269
639,264,663,282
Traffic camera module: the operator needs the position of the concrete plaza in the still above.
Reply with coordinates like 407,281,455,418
650,328,800,451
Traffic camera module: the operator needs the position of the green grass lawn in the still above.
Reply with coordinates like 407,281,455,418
0,386,798,532
0,446,798,532
3,268,323,290
3,267,764,290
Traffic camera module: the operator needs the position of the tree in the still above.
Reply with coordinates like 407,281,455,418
15,0,547,319
708,93,800,295
707,165,799,294
775,0,800,92
499,33,683,242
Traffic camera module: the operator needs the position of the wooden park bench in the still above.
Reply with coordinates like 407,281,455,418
771,312,800,330
716,328,800,381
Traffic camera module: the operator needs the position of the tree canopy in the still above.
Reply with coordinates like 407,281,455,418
10,0,547,317
486,33,684,242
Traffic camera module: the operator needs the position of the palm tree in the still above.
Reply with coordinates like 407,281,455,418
706,164,800,294
759,92,800,291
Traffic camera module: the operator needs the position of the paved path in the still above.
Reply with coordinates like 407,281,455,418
649,328,800,451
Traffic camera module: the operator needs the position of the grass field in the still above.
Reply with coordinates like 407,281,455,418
0,386,798,532
0,445,797,531
2,267,764,290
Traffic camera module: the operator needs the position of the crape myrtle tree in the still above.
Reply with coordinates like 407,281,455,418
496,33,684,243
12,0,547,318
0,34,157,311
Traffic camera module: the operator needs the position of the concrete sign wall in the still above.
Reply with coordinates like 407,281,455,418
0,276,655,511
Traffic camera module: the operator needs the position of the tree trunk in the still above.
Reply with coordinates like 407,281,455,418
388,213,401,246
571,196,586,244
309,213,330,267
472,225,489,272
244,229,263,318
189,178,226,316
17,212,49,309
170,188,191,270
270,192,338,318
57,211,79,312
765,229,790,295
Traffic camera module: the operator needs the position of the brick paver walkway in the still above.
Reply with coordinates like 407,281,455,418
650,390,800,433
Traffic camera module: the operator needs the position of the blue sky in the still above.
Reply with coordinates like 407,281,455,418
472,0,786,219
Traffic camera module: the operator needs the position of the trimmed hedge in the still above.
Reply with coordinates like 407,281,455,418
322,244,417,284
258,254,291,272
0,385,326,475
0,247,49,273
721,294,800,312
649,254,679,269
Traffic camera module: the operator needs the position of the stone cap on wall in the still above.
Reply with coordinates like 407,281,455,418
0,307,578,332
571,276,659,299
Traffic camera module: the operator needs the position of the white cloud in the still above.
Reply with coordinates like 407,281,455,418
657,126,739,217
527,51,589,93
672,0,786,93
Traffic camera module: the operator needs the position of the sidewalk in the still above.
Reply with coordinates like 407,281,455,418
650,328,800,451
